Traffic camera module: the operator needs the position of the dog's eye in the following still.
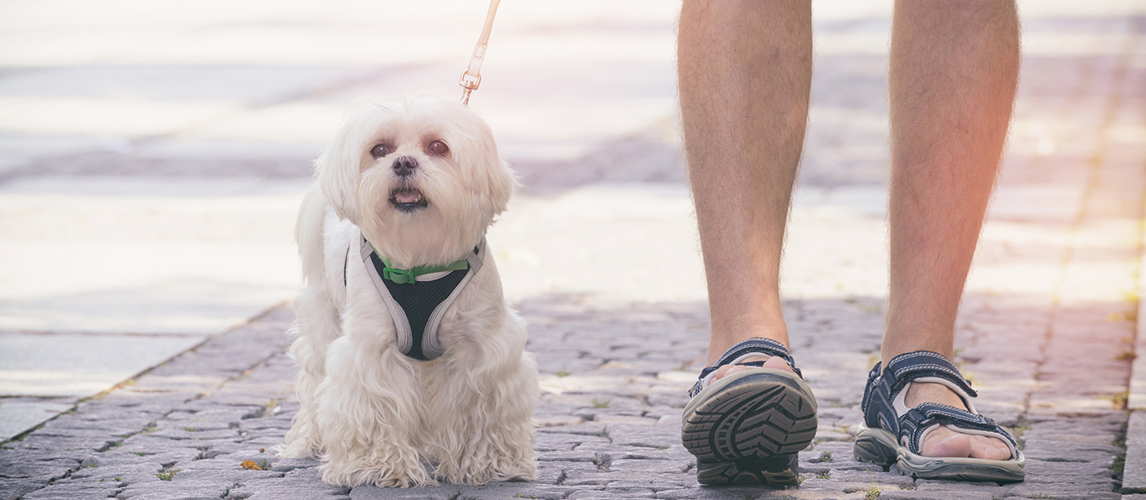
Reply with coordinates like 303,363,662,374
428,140,449,156
370,144,392,159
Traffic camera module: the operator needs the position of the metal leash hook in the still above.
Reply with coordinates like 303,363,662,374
460,0,501,105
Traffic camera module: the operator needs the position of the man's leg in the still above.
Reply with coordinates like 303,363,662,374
885,0,1020,459
679,3,815,484
678,0,811,374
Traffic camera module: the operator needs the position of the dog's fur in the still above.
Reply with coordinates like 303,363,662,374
281,96,539,487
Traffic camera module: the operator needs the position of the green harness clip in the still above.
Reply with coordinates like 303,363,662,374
371,243,469,284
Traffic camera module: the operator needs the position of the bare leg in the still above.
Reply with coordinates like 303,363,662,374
885,0,1020,459
679,0,811,374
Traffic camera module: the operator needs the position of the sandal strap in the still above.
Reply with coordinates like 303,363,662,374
861,350,977,439
899,403,1018,457
882,351,977,398
689,338,802,398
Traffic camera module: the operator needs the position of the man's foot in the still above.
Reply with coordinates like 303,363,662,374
711,350,1011,464
683,338,817,485
854,351,1024,482
905,382,1011,460
713,356,1010,461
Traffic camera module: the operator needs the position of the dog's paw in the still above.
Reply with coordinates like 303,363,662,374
434,456,538,485
278,439,319,459
321,456,436,488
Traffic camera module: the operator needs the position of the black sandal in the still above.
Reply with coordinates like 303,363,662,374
855,351,1025,482
681,338,818,485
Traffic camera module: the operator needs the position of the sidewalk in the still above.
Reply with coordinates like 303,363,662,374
2,1,1145,499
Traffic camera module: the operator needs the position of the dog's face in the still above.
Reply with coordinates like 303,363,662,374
318,97,517,268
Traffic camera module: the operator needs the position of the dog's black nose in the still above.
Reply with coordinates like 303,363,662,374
392,156,418,177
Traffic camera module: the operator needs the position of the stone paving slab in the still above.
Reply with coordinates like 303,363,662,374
0,400,75,444
0,332,207,398
0,1,1144,500
0,177,307,335
0,291,1128,499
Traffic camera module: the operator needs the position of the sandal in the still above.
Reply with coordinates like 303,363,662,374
682,338,818,485
854,350,1025,482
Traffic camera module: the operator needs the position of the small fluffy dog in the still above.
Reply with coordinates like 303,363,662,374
281,96,539,487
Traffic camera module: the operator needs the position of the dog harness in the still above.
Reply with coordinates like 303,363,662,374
346,236,486,361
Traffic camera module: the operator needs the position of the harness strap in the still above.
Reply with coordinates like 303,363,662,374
352,235,486,361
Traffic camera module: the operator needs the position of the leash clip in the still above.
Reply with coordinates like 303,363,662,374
459,0,501,105
459,67,482,106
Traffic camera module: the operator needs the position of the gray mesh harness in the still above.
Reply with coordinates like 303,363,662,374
348,236,486,361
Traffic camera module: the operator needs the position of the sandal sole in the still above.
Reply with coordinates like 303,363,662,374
854,424,1025,483
696,454,800,485
682,369,818,485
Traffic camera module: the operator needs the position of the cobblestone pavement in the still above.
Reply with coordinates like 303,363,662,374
3,2,1146,500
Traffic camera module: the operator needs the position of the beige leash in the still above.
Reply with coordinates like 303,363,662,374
459,0,502,105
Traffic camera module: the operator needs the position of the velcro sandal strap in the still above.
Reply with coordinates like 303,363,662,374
860,361,883,419
689,338,802,398
882,351,977,399
861,350,980,437
899,403,1018,457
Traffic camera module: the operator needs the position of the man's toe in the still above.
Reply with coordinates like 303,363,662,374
969,435,1011,460
760,355,794,373
920,427,971,458
920,426,1012,460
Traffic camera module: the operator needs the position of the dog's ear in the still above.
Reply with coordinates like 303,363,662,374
317,108,373,222
488,158,519,218
476,153,518,220
452,109,519,220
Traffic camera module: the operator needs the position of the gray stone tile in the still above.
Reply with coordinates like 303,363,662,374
0,332,206,397
1126,399,1146,492
878,491,995,500
0,397,75,441
2,3,1144,500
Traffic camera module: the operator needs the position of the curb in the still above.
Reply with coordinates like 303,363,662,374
1121,207,1146,492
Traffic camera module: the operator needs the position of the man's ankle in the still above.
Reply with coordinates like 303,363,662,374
904,381,967,411
707,328,789,366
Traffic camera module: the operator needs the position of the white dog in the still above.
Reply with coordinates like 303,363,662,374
280,96,539,488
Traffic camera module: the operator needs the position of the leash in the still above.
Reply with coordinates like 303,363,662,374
459,0,502,105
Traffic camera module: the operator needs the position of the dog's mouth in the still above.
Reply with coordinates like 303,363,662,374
389,187,428,212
